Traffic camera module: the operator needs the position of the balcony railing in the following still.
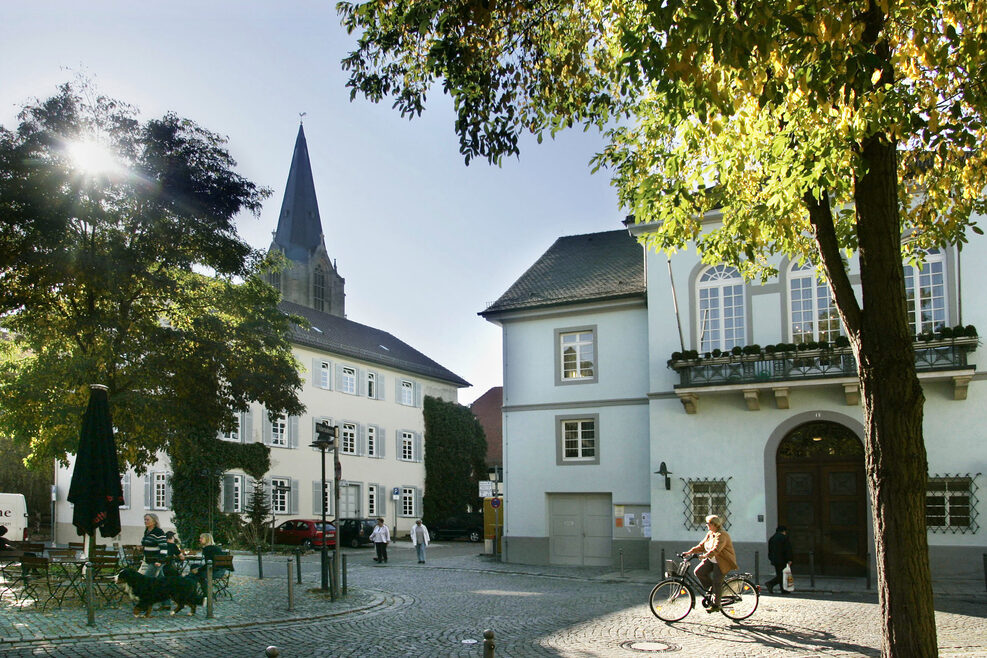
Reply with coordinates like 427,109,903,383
669,338,978,388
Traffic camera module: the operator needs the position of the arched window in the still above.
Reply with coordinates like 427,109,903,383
904,248,946,335
789,261,842,343
697,265,745,353
269,271,281,292
313,265,326,312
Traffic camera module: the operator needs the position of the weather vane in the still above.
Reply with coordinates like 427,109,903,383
299,112,307,125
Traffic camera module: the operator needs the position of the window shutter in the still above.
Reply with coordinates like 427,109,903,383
414,382,422,407
242,408,253,443
121,472,131,508
223,475,235,512
289,416,299,449
312,481,323,515
414,432,423,462
357,368,366,396
335,365,344,391
395,378,402,401
378,428,386,458
377,374,385,401
357,424,365,456
414,487,422,518
262,411,272,446
312,358,321,388
290,479,299,514
395,434,401,460
164,474,173,510
144,475,152,509
377,485,386,516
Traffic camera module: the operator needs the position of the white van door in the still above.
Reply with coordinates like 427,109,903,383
0,493,29,542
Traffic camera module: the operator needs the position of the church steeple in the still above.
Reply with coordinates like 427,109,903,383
273,124,325,261
269,123,345,317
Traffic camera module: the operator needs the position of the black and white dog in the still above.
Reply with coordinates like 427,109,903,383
115,565,205,617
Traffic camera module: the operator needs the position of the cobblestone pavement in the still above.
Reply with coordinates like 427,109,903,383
2,543,985,657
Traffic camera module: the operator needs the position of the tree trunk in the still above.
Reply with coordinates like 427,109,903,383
854,132,938,657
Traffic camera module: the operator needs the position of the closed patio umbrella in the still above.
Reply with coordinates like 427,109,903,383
68,385,124,548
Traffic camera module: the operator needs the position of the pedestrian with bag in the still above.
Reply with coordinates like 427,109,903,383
410,519,430,564
370,518,390,564
764,524,794,595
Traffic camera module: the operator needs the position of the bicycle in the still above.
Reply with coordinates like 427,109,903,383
649,552,759,622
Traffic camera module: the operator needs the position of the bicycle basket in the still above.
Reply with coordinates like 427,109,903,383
665,559,688,577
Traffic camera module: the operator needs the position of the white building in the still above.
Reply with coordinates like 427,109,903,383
482,217,985,579
54,125,469,545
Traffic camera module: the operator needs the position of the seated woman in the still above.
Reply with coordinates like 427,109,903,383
191,533,231,590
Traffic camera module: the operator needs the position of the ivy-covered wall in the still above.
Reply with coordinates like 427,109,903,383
422,395,487,523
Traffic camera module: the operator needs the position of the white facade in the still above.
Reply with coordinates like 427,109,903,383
487,221,986,577
53,347,461,546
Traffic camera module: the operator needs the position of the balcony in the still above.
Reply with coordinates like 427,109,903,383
668,337,978,414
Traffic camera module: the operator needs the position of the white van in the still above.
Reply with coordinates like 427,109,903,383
0,493,29,542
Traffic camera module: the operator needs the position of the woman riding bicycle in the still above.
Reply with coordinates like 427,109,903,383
684,514,738,612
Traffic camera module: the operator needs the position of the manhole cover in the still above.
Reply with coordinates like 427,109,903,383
621,640,681,653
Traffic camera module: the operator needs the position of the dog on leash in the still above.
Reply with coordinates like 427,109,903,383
115,565,205,617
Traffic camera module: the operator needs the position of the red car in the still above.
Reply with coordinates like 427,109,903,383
273,519,336,549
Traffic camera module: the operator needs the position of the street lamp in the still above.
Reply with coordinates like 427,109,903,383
311,422,337,593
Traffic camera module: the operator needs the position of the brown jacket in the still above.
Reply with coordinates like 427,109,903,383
689,529,739,573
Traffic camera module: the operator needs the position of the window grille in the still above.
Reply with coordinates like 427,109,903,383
927,473,979,534
682,478,731,531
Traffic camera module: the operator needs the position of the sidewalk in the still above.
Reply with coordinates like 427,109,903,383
2,552,984,647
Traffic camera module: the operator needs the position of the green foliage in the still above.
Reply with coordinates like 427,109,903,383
242,479,272,550
0,82,305,474
168,434,270,548
421,395,487,523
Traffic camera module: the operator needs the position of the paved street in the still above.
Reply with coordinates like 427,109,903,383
2,541,985,657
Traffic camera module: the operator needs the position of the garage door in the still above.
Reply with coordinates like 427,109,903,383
548,493,612,566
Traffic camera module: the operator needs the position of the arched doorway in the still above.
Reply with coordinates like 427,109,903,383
777,421,867,576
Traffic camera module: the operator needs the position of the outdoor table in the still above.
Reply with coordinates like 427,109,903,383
48,558,87,604
0,551,25,599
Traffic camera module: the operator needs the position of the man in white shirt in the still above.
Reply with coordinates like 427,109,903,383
410,519,430,564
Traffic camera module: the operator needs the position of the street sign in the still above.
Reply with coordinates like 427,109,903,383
490,497,502,509
314,421,337,443
478,481,494,497
392,486,400,500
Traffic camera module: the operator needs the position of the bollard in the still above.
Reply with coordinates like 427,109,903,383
342,554,348,595
865,552,871,590
206,562,214,619
983,553,986,592
809,550,816,588
265,647,280,657
85,561,95,627
257,545,264,580
754,550,759,585
287,558,294,611
329,555,336,602
619,549,624,578
660,548,665,575
483,629,496,658
296,548,303,584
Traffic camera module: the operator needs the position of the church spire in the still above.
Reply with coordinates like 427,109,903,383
273,123,325,262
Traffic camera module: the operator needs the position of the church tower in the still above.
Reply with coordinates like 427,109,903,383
268,124,345,316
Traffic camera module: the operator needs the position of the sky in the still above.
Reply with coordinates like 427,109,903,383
0,1,623,405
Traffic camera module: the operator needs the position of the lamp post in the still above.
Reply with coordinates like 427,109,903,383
311,422,337,592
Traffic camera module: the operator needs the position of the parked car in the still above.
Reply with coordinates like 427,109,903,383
427,513,484,543
273,519,336,549
333,518,377,548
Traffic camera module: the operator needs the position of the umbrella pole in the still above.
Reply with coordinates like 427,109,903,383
86,533,96,626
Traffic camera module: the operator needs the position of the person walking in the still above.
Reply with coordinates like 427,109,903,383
764,525,794,594
139,513,167,578
370,517,390,564
410,519,430,564
684,514,738,612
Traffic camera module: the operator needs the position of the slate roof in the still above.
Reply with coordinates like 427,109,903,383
273,125,325,262
281,300,470,388
481,229,646,315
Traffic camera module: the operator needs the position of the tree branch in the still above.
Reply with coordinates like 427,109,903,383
804,189,861,338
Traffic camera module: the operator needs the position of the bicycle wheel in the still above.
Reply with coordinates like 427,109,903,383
719,576,759,621
649,578,694,622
